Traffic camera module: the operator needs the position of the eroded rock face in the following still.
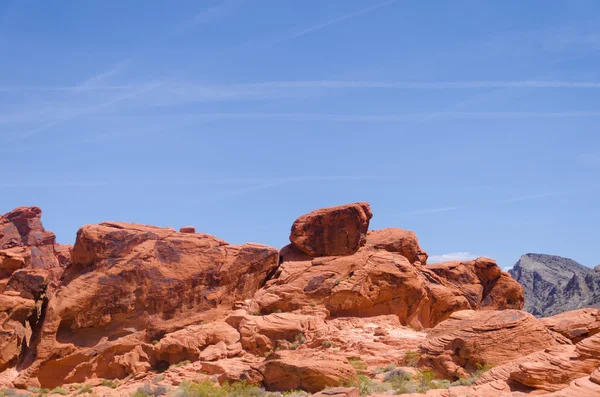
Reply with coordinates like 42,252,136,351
256,350,357,392
0,202,548,395
255,246,522,329
366,228,428,265
473,332,600,393
541,308,600,343
0,206,69,378
153,321,242,364
419,310,560,379
19,222,279,388
290,202,372,257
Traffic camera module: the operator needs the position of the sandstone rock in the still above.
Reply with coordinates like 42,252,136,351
256,350,356,392
179,226,196,234
544,368,600,397
472,332,600,393
366,228,428,265
256,246,521,329
22,221,279,387
0,294,36,372
5,269,49,300
234,312,320,355
289,202,372,257
0,206,67,379
0,206,55,248
154,321,241,364
541,308,600,343
419,310,560,378
426,258,524,310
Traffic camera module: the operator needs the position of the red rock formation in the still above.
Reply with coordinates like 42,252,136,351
290,202,372,257
0,202,560,396
255,245,522,329
419,310,560,379
541,308,600,343
426,258,525,310
366,228,428,265
0,206,70,378
14,221,279,388
256,350,357,392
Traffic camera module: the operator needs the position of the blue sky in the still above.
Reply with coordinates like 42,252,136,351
1,0,599,269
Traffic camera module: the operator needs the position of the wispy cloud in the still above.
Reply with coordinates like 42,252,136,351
499,191,565,204
0,181,108,189
428,252,479,263
7,79,600,93
74,60,131,92
274,0,397,44
6,80,171,142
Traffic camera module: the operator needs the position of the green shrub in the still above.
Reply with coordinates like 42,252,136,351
383,368,411,383
175,380,266,397
373,363,396,375
450,362,493,387
171,360,191,368
151,340,160,345
101,379,118,389
347,358,368,372
321,341,334,348
404,350,420,367
344,374,392,397
76,384,92,395
49,388,68,396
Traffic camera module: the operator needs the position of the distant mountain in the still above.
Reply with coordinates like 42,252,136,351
509,253,600,317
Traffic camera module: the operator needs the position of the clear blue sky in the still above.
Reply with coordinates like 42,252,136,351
1,0,599,269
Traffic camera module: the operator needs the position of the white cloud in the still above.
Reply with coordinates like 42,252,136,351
428,252,478,263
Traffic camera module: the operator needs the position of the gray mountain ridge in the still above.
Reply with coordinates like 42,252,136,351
509,253,600,317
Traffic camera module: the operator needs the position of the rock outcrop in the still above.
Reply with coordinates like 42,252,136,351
419,309,561,379
0,207,70,375
12,221,279,388
290,202,372,257
255,246,523,329
509,253,600,317
256,350,357,393
3,203,595,397
541,308,600,343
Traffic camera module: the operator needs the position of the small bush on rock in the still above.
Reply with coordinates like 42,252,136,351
404,350,420,367
348,358,368,372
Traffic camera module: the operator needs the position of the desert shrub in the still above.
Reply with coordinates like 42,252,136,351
171,360,191,368
451,362,493,387
173,380,269,397
391,380,418,394
134,383,170,397
347,358,368,372
372,363,395,375
321,341,334,348
3,390,29,397
415,370,451,392
101,379,118,389
151,340,160,345
76,384,92,395
344,374,390,396
49,388,68,396
383,368,411,383
404,350,420,367
289,333,307,350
